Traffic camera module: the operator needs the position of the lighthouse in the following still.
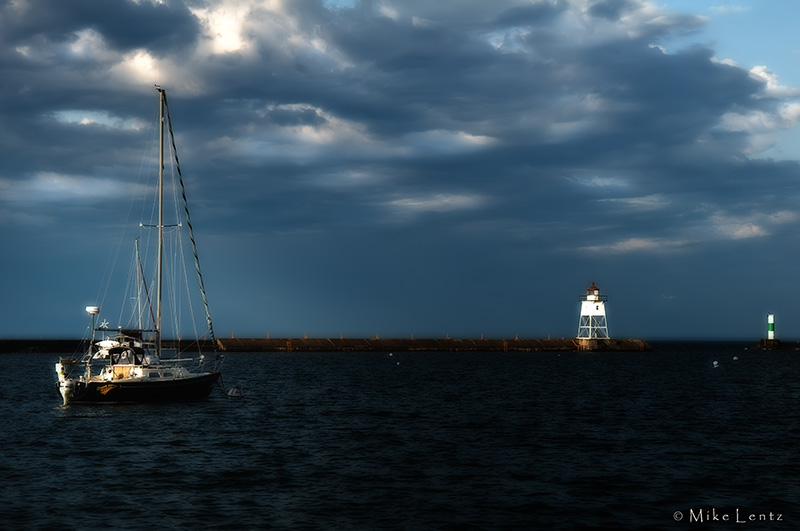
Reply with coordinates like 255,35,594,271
767,313,775,340
577,282,609,339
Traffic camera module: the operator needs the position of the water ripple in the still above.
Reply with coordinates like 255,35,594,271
1,345,798,528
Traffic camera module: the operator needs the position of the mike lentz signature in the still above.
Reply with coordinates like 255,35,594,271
673,508,784,524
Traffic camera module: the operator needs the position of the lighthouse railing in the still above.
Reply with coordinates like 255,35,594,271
579,295,608,302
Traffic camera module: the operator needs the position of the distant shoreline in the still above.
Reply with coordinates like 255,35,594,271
6,337,794,354
1,337,654,353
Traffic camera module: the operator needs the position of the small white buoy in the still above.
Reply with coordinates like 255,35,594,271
712,361,719,368
227,386,244,399
733,356,739,360
389,352,393,356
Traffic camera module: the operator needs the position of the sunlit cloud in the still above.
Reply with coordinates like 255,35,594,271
190,2,251,54
749,65,800,99
402,130,497,155
109,49,164,87
711,56,739,68
716,102,800,155
51,110,146,130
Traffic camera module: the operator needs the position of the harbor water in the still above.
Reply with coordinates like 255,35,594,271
1,343,798,529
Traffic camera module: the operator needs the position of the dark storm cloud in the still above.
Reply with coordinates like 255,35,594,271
2,0,800,339
588,0,634,21
492,0,569,27
0,0,199,54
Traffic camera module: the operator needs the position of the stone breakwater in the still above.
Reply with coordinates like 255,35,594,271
2,337,652,353
755,339,800,350
213,337,653,352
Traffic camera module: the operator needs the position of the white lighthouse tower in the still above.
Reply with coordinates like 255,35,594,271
577,282,609,339
767,313,775,340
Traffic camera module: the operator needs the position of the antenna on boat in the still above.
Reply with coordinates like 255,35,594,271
86,306,100,334
85,306,100,373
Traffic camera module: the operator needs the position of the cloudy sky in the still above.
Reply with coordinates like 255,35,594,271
2,0,800,341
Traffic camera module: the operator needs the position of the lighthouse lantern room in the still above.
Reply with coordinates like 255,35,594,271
577,282,609,339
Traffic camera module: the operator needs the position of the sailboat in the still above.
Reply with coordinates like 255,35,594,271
55,87,222,405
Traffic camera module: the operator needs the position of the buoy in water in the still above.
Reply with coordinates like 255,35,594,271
712,361,719,368
227,386,244,399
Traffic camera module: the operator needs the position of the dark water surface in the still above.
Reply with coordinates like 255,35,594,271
2,343,799,529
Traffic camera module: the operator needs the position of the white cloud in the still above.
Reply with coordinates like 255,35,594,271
402,130,497,155
377,3,400,21
768,210,798,224
68,28,113,61
108,49,167,89
388,193,486,213
51,110,145,130
709,66,800,149
749,65,800,98
710,56,739,68
599,193,670,210
190,2,251,54
569,175,629,188
578,206,796,254
581,237,688,254
716,101,800,154
709,5,750,14
217,102,379,162
1,173,129,204
707,63,798,164
714,221,767,239
707,209,797,240
717,110,779,133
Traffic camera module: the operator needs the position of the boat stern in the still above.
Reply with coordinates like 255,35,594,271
55,360,79,405
57,377,76,405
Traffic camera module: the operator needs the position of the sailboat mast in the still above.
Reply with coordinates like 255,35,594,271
136,238,142,330
156,86,165,356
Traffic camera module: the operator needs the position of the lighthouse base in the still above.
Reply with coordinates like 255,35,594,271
576,338,598,351
574,338,651,352
756,339,791,350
